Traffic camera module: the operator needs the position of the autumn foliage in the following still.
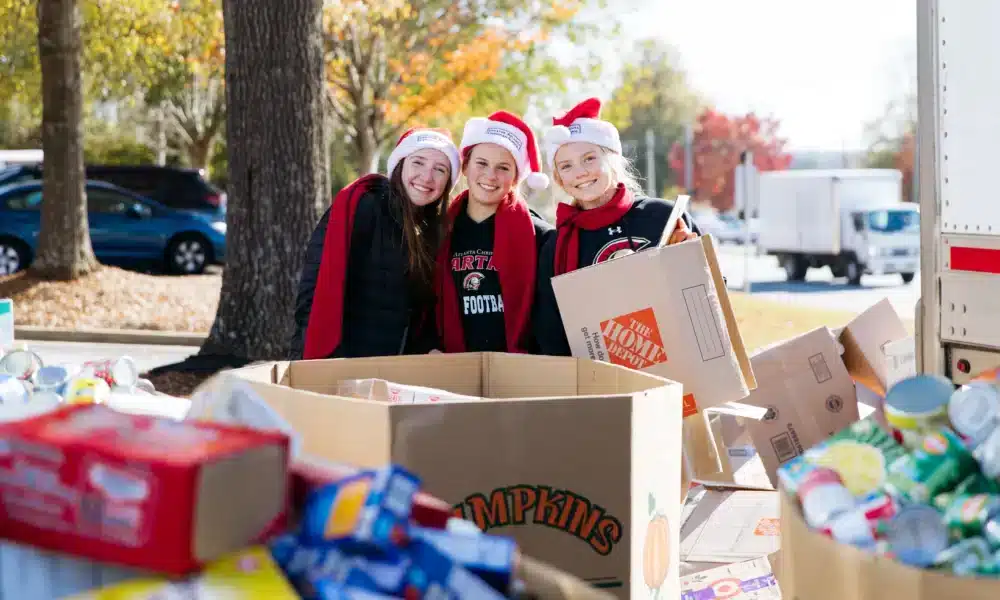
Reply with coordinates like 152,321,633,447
668,109,793,211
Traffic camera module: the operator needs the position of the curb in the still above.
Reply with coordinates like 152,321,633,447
14,326,206,347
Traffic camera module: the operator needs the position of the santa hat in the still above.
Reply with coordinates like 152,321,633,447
543,98,622,170
386,127,461,188
460,111,550,190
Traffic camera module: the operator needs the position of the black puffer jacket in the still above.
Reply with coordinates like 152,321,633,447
290,179,437,359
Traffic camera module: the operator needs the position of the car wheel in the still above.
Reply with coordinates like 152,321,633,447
901,272,915,284
0,238,30,275
782,256,808,281
166,234,212,275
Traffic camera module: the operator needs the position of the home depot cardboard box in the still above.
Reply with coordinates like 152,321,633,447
737,327,861,486
205,353,683,599
779,490,1000,599
550,235,757,418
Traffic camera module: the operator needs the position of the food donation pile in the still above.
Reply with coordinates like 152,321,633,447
780,372,1000,577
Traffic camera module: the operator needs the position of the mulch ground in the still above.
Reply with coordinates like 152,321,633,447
0,265,220,332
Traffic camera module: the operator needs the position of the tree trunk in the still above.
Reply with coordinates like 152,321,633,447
201,0,327,360
186,134,215,172
31,0,97,281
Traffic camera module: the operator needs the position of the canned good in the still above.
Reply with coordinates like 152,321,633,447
953,472,1000,496
81,356,139,389
0,348,43,380
883,374,955,449
797,467,856,528
975,426,1000,480
0,373,30,404
949,383,1000,447
63,376,112,405
824,509,877,548
885,428,978,504
940,493,1000,540
984,518,1000,549
33,364,72,392
937,536,993,576
877,504,950,568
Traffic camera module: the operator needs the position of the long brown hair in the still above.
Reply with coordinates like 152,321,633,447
389,162,449,298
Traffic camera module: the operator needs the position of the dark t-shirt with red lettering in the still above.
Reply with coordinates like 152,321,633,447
449,210,506,351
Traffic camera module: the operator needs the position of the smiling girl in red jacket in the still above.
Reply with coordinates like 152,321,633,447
434,111,554,353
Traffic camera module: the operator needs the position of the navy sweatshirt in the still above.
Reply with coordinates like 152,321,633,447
532,196,702,356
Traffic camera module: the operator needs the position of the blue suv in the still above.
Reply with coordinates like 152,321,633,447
0,180,226,275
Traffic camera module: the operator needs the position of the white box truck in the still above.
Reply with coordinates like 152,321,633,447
757,169,920,285
916,0,1000,382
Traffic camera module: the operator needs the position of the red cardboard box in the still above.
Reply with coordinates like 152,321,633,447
0,404,289,575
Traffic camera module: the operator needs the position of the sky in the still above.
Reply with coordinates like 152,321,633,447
599,0,917,151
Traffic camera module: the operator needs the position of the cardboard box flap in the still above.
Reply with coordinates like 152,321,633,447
701,235,756,391
838,299,909,397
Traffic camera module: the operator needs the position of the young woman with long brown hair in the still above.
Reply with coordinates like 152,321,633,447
292,128,460,359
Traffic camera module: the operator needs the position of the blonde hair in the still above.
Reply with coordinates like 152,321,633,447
552,146,645,205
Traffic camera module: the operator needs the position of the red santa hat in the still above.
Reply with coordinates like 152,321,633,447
386,127,461,188
460,111,550,190
543,98,622,170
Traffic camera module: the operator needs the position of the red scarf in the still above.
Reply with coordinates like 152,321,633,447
303,173,385,360
554,183,634,275
435,190,537,353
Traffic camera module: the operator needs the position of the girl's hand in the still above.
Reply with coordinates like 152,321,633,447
667,221,699,245
428,349,442,354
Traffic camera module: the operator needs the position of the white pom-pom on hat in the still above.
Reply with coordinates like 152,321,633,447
525,171,550,190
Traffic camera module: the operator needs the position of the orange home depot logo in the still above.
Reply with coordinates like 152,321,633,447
600,308,667,370
452,484,624,556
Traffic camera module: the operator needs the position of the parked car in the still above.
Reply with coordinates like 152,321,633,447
0,180,226,275
690,208,745,244
0,164,225,219
717,213,760,244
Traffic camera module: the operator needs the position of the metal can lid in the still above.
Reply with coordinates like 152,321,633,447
884,504,950,567
34,365,70,390
111,356,139,388
884,374,954,417
0,350,41,379
949,383,1000,445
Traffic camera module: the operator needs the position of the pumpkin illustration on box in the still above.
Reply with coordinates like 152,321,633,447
643,492,671,597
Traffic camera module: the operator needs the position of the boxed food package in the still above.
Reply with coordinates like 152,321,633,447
195,353,685,599
0,299,12,351
0,404,289,575
65,546,299,599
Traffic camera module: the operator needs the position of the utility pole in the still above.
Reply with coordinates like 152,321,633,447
741,150,755,293
645,128,655,197
684,124,694,196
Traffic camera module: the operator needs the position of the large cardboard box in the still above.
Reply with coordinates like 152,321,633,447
550,235,756,416
207,353,683,599
779,491,1000,599
739,327,860,486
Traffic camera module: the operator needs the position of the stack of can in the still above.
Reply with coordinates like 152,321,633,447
0,348,156,422
780,372,1000,578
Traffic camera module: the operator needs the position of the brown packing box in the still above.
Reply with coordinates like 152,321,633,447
550,235,757,417
549,235,760,483
738,327,861,486
838,298,910,397
220,353,683,599
779,491,1000,599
